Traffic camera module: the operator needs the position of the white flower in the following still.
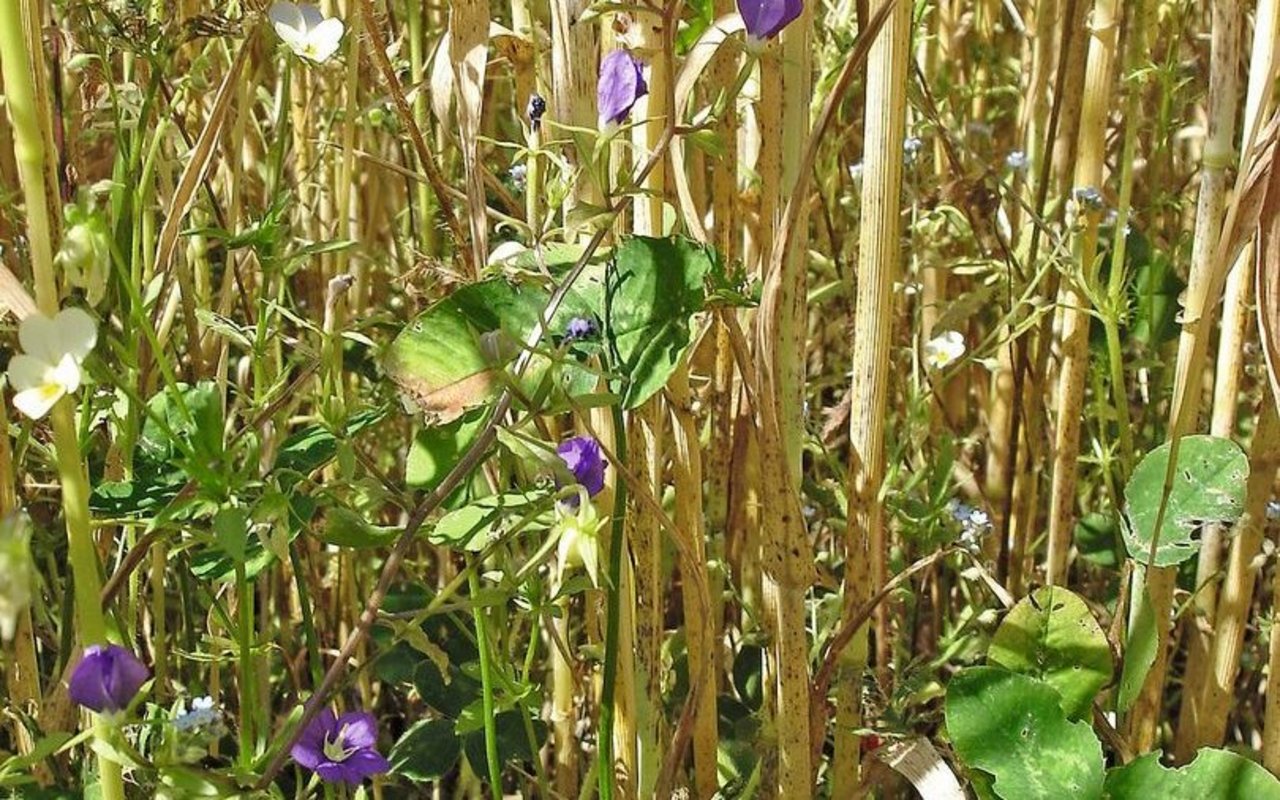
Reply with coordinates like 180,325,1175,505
6,308,97,420
268,3,345,64
924,331,966,370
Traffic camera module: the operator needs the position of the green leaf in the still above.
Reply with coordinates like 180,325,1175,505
1130,247,1185,347
384,274,602,425
987,587,1113,719
212,507,250,564
406,409,488,490
319,507,399,548
389,719,462,782
1104,748,1280,799
1117,577,1160,713
945,667,1104,800
428,491,552,552
275,407,386,479
609,236,713,408
1076,512,1121,568
1123,435,1249,566
413,658,481,718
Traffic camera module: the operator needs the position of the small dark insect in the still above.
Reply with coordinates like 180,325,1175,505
527,93,547,131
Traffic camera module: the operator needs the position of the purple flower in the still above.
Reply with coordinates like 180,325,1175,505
738,0,802,42
291,709,390,785
557,436,606,497
68,644,150,714
598,50,648,127
564,316,597,341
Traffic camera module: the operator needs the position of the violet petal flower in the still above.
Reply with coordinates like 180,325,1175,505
68,644,150,714
597,50,648,127
738,0,803,41
557,436,606,497
291,709,390,785
564,316,597,341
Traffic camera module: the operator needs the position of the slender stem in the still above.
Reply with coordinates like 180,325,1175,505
598,401,630,800
468,562,504,791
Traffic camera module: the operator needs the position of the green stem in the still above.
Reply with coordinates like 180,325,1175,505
468,561,503,792
236,563,255,769
597,402,629,800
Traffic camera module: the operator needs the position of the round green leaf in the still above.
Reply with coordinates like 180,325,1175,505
945,667,1104,800
1123,435,1249,566
1105,748,1280,799
988,586,1113,719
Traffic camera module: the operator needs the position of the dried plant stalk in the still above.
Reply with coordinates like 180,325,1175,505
833,0,911,793
1045,0,1121,585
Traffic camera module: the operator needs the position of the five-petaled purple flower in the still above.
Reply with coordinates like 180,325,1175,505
565,316,597,341
291,709,390,785
598,50,648,128
738,0,803,42
68,644,150,714
557,436,606,498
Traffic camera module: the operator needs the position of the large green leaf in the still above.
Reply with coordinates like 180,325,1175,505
383,270,602,426
1104,748,1280,799
1123,435,1249,566
988,586,1113,719
946,667,1104,800
609,236,713,408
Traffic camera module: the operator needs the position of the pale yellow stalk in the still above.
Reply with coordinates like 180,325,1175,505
833,0,911,793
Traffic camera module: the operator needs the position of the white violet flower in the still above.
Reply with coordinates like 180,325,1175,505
268,3,345,64
6,308,97,420
924,331,966,370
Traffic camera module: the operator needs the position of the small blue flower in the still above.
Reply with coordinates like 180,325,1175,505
1072,186,1105,212
903,136,924,163
564,316,597,342
174,696,220,732
291,710,390,785
1005,150,1029,172
508,163,528,192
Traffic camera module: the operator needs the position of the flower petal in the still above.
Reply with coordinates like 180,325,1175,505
7,354,50,393
13,384,63,420
68,645,114,713
17,313,62,366
50,353,83,394
268,1,304,31
336,712,378,750
342,748,391,781
597,50,647,127
53,308,98,362
68,644,148,713
304,17,345,63
296,3,326,30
